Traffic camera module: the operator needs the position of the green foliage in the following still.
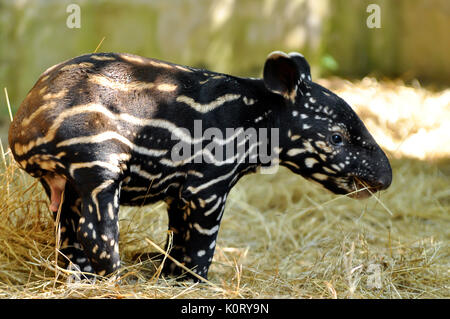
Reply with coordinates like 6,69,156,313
320,54,339,73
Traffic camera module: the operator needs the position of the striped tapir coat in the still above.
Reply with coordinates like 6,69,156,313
9,51,392,280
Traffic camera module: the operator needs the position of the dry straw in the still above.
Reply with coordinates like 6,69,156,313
0,78,448,298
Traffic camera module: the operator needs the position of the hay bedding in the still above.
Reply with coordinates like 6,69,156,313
0,78,448,298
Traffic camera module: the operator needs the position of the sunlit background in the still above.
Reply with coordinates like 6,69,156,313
0,0,448,298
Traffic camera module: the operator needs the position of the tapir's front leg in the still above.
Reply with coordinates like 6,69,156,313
163,192,227,281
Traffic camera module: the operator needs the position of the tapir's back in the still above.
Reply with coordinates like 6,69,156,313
8,52,212,178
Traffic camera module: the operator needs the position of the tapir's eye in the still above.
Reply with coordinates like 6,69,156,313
330,133,344,146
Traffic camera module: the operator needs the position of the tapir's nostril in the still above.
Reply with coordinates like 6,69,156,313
373,151,392,191
375,172,392,190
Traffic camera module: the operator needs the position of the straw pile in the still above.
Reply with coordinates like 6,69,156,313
0,78,448,298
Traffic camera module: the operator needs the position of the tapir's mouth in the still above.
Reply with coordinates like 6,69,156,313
347,177,384,199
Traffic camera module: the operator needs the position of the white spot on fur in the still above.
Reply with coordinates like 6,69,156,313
305,157,319,168
312,173,328,181
243,96,256,105
287,148,306,157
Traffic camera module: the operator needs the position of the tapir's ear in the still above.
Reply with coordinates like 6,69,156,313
288,52,311,81
263,51,300,101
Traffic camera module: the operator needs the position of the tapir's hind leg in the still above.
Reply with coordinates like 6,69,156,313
40,177,94,275
75,178,121,277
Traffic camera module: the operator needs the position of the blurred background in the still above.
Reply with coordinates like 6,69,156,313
0,0,448,298
0,0,449,160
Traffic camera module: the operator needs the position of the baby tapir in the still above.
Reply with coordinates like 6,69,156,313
8,51,392,280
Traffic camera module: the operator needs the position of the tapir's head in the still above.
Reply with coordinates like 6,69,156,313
263,51,392,198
